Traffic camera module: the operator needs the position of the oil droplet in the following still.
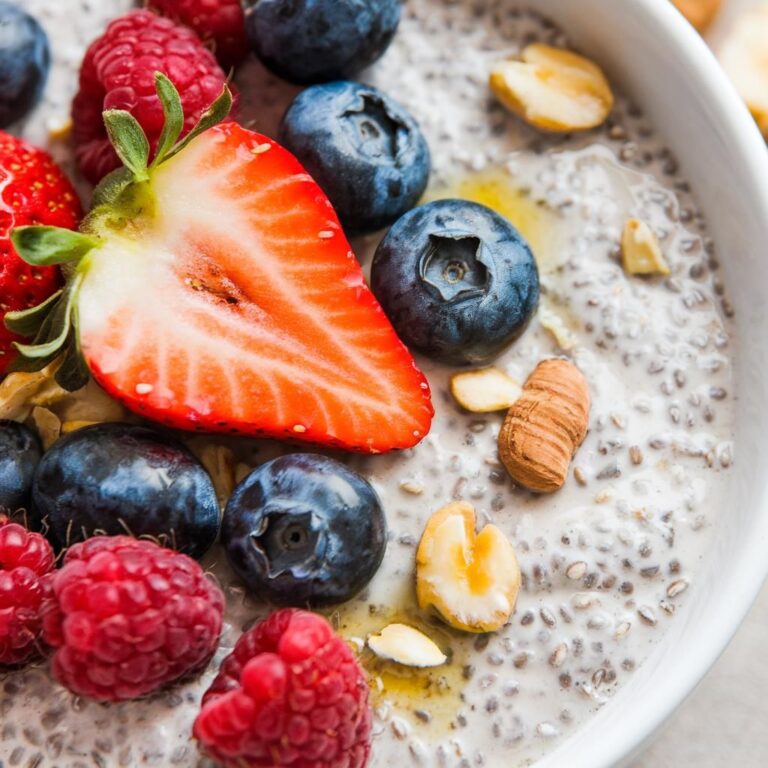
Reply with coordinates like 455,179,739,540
426,167,564,274
323,598,469,736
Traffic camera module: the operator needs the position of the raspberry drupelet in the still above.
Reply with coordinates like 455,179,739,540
41,535,224,701
194,609,372,768
0,516,55,667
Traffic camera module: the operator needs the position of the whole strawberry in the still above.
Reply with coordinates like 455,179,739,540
72,10,232,184
0,516,55,667
41,536,224,701
149,0,248,70
0,132,80,376
194,609,372,768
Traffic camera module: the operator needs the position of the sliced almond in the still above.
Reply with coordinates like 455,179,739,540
621,219,670,276
416,501,521,633
197,443,236,504
490,43,614,133
671,0,722,32
367,624,447,668
719,7,768,139
539,304,576,350
61,420,100,434
450,368,521,413
30,406,61,450
0,361,61,421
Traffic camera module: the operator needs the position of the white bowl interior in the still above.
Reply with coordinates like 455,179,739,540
526,1,768,765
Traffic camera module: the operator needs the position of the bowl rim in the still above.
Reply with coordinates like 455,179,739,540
537,0,768,766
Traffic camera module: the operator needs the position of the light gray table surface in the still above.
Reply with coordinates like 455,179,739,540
633,5,767,763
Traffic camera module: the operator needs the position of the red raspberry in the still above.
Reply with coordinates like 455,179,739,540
194,609,372,768
41,536,224,701
72,10,232,184
0,132,81,375
148,0,248,70
0,516,55,667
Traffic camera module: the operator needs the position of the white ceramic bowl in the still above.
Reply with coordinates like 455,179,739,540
528,1,768,766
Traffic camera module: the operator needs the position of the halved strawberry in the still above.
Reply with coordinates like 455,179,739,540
8,75,433,453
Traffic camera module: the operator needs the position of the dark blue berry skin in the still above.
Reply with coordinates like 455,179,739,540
371,199,540,365
0,420,42,513
0,2,50,127
245,0,400,85
31,423,219,559
279,81,430,233
222,453,387,607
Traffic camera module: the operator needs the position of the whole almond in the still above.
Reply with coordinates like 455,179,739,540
498,359,590,493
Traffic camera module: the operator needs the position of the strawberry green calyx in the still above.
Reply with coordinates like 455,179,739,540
5,73,233,392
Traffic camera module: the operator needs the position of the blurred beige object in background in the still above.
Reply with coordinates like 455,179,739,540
719,5,768,138
672,0,723,30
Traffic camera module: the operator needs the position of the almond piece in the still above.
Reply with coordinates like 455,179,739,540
671,0,722,32
450,368,522,413
416,501,521,633
30,406,61,450
498,359,590,493
0,361,62,421
539,304,576,351
719,7,768,139
621,219,670,276
367,624,447,668
490,43,614,133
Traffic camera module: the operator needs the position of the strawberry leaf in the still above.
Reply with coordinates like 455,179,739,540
104,109,151,182
152,73,184,168
6,351,59,374
55,333,90,392
11,226,97,267
13,273,84,359
4,289,63,336
163,84,233,162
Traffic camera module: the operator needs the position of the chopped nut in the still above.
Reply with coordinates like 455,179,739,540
0,361,62,422
30,406,61,450
539,304,576,350
57,380,127,424
498,359,590,493
490,43,614,133
47,115,73,141
198,444,236,504
719,6,768,138
367,624,447,668
416,501,521,633
450,368,522,413
671,0,722,32
61,420,99,434
235,462,252,483
621,219,670,276
399,480,425,495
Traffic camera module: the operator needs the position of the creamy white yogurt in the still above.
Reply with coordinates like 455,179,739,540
1,1,734,767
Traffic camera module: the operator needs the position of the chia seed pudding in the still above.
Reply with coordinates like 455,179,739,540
1,1,734,767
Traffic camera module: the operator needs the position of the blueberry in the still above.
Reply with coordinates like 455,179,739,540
245,0,400,85
0,2,49,127
279,81,430,233
371,199,540,365
32,423,219,558
222,453,386,606
0,420,42,513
